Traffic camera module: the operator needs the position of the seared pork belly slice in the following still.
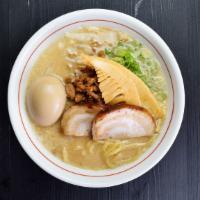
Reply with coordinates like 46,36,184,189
92,104,156,140
61,104,103,136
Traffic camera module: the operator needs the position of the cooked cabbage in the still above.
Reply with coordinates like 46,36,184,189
105,41,167,102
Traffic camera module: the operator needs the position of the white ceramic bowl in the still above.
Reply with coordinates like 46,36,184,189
8,9,185,188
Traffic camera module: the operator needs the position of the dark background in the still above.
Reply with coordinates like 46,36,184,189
1,0,199,199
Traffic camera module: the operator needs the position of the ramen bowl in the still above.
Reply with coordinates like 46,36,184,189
8,9,185,187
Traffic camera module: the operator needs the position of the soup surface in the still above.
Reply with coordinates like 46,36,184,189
26,27,167,169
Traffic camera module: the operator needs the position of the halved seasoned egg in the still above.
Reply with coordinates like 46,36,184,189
27,76,66,126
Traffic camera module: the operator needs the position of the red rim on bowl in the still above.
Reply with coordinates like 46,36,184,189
18,19,174,177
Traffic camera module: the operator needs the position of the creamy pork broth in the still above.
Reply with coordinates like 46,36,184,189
27,27,167,169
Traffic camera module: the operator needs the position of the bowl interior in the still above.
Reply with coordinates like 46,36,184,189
8,9,184,187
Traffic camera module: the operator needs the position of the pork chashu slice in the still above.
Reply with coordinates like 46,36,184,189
92,104,156,140
61,104,103,136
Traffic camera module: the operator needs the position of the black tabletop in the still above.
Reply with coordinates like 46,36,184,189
1,0,199,199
